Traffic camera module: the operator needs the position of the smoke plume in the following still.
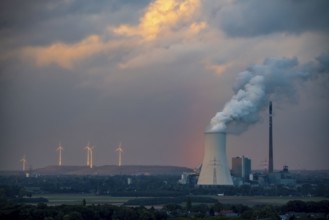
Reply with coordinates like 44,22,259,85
208,52,329,133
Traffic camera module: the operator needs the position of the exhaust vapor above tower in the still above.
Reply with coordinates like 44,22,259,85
200,54,327,182
197,131,233,185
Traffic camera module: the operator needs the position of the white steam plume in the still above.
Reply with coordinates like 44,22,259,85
208,52,329,133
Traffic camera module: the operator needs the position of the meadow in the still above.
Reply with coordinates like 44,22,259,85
34,194,133,206
35,194,328,207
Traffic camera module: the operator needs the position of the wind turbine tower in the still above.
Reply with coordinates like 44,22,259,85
84,143,91,167
56,143,64,166
116,143,124,167
89,146,94,168
20,155,27,171
84,143,94,168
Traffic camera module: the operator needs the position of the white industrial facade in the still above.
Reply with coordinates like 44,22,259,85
197,132,233,185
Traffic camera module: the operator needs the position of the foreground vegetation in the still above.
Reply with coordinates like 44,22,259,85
2,171,329,195
1,198,329,220
1,174,329,198
1,184,329,219
0,173,329,219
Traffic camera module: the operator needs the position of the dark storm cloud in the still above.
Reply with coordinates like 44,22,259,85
0,0,150,49
215,0,329,37
0,0,149,29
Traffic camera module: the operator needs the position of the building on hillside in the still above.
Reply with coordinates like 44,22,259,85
178,172,198,185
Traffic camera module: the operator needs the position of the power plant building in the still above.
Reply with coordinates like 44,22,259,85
197,132,233,185
231,156,251,180
268,165,296,185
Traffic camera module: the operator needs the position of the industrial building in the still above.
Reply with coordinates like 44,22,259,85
178,172,198,185
231,156,251,180
268,165,296,186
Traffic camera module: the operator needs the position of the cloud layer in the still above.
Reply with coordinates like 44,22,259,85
1,0,328,170
216,0,329,37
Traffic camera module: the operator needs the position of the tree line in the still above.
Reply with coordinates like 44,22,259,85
1,198,329,220
1,175,329,197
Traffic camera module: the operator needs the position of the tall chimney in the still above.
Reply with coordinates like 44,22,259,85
268,101,273,173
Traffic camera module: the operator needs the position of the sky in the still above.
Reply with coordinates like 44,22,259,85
1,0,329,171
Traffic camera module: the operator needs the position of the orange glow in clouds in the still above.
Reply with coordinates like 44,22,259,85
22,35,104,69
113,0,201,41
21,0,205,69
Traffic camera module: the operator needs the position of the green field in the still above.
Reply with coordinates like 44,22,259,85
213,196,328,206
34,194,134,205
35,194,328,207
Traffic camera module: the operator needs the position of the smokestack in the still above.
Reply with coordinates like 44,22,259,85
198,132,233,185
268,101,273,173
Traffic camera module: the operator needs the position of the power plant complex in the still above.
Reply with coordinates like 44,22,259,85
192,101,294,186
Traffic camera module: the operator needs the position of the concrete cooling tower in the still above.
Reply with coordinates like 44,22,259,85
197,131,233,185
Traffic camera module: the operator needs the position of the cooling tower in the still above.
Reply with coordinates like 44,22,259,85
197,131,233,185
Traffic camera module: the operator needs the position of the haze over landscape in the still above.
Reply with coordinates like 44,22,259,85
1,0,328,171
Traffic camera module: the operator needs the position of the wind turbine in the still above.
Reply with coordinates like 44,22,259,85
20,155,27,171
84,142,91,167
89,145,95,168
115,143,124,167
56,142,64,166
